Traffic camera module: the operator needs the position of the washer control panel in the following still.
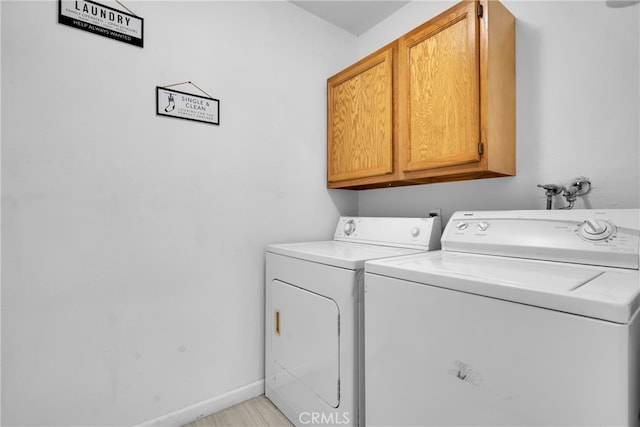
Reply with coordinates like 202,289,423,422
443,209,639,269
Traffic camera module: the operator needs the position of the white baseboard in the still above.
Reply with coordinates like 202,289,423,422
136,379,265,427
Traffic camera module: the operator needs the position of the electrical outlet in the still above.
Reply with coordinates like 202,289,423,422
428,208,442,218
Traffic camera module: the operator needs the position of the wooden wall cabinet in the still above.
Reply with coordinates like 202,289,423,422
327,44,397,186
327,0,515,190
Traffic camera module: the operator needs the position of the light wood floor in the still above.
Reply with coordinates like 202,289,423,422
184,395,293,427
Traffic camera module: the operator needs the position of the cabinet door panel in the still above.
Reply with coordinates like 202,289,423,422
400,1,480,172
328,48,394,182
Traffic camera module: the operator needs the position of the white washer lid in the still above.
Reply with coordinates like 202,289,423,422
267,241,425,270
366,251,640,323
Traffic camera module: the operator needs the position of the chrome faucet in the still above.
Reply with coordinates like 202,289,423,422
537,183,564,210
537,177,591,210
559,177,591,210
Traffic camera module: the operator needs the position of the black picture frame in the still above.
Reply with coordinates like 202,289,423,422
156,86,220,126
58,0,144,48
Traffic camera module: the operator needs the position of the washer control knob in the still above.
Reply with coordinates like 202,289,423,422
456,222,468,231
578,219,614,241
343,219,356,236
477,221,490,232
585,219,605,234
411,227,420,238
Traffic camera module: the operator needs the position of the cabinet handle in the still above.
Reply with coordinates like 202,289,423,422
275,310,280,336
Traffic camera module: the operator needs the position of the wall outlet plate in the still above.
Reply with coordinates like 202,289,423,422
428,208,442,218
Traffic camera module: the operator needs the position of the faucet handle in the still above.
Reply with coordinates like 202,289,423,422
537,183,564,195
571,177,592,196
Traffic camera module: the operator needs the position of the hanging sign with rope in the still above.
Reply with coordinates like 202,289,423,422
58,0,144,47
156,82,220,126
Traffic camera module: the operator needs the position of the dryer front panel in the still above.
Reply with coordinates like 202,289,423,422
271,279,340,408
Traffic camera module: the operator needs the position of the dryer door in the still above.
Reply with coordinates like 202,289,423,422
271,280,340,408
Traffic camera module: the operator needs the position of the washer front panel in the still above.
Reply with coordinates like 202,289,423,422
364,273,636,427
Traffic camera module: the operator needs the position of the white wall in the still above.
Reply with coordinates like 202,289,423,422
355,0,640,221
3,1,638,425
1,1,357,425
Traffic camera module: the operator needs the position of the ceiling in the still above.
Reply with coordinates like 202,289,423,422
291,1,640,36
289,1,411,35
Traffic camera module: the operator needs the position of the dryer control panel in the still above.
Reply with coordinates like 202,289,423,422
334,216,441,251
443,209,640,269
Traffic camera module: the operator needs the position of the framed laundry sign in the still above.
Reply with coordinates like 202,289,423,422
58,0,144,47
156,85,220,126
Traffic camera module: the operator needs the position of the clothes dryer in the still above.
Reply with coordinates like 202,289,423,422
265,216,441,427
365,209,640,426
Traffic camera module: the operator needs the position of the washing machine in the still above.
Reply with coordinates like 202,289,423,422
364,209,640,426
265,216,441,427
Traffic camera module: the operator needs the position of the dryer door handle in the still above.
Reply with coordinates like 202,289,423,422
275,310,281,336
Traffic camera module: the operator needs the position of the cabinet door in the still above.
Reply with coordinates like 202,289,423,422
399,1,481,172
327,46,394,183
